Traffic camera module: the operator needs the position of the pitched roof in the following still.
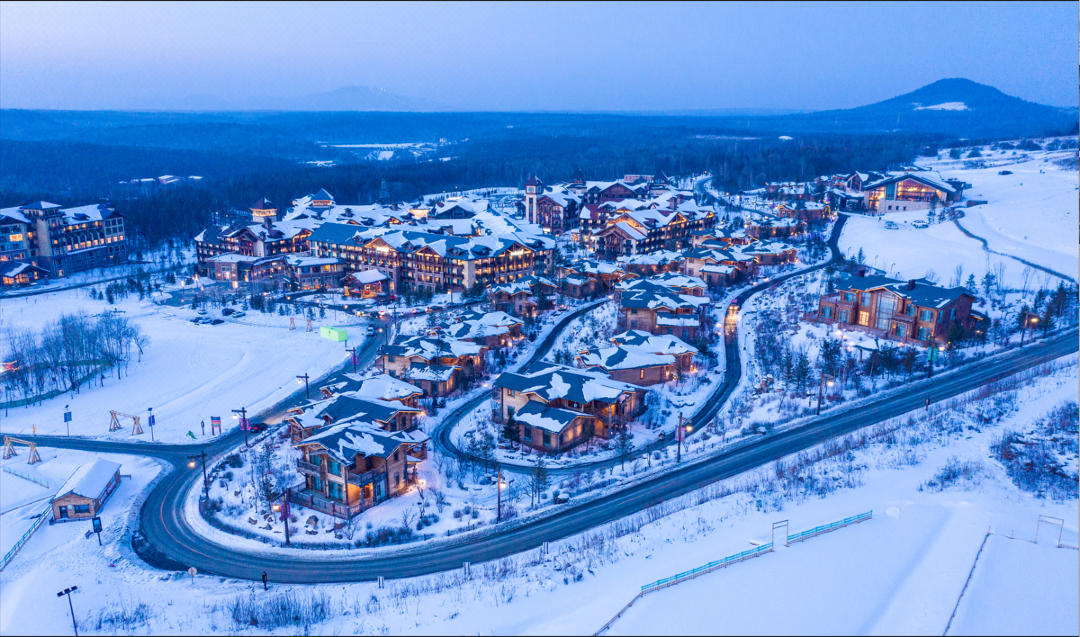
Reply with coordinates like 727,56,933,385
611,330,698,355
577,346,674,371
494,363,639,404
55,459,120,501
514,401,588,434
297,423,427,464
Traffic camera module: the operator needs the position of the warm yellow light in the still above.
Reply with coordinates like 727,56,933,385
272,503,281,512
187,460,197,469
827,380,834,387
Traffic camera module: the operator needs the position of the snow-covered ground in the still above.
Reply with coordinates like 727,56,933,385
2,355,1073,637
842,143,1078,288
0,288,350,444
916,142,1079,282
542,300,617,362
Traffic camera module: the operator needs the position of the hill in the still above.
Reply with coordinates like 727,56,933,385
743,78,1077,138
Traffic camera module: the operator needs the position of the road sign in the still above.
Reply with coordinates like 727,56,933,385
64,411,72,423
92,517,102,533
148,414,156,428
188,567,197,576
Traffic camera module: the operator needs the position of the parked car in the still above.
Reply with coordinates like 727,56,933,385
884,221,899,230
197,309,208,315
232,311,246,318
210,319,225,325
998,170,1013,175
190,317,202,324
912,221,929,229
222,308,235,316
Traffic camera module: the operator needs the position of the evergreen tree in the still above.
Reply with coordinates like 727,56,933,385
501,407,520,446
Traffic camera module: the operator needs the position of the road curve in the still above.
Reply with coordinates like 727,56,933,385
10,214,1079,582
22,329,1078,583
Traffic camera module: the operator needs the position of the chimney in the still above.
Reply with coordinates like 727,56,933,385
856,267,867,277
907,279,917,291
264,216,273,232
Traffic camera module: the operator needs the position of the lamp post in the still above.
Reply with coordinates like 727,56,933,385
926,342,946,378
1019,315,1038,347
187,450,210,503
57,586,79,636
232,407,249,447
296,374,310,399
346,347,358,374
496,464,503,523
272,488,291,546
816,373,836,416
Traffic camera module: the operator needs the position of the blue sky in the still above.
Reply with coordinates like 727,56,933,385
1,1,1076,111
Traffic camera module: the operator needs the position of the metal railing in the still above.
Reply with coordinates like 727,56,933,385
787,511,872,544
2,465,49,488
640,542,774,594
296,460,322,476
0,503,52,571
346,468,382,488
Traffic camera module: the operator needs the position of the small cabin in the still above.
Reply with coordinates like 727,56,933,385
51,459,122,522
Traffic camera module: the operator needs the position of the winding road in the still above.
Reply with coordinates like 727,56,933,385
6,213,1077,583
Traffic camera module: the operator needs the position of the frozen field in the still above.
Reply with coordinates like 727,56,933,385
919,145,1079,282
0,288,350,444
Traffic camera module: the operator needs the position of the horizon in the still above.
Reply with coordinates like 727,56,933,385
1,1,1076,112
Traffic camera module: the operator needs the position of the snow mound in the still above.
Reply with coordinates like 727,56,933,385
914,102,970,111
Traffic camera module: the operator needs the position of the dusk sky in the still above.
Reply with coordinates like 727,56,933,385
1,1,1076,112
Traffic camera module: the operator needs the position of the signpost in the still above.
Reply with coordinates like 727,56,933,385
91,516,103,546
210,416,221,435
64,406,72,436
188,566,197,585
147,408,156,441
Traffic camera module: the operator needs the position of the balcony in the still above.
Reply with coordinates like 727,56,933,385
296,459,322,476
347,468,383,488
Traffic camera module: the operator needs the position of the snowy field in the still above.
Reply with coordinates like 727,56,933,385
842,142,1078,289
0,288,350,443
917,142,1079,282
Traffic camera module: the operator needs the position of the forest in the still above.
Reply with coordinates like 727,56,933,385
1,109,954,248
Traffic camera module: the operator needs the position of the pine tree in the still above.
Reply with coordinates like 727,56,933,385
501,407,520,446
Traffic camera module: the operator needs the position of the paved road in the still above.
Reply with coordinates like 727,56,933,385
19,328,1077,582
438,215,848,475
9,212,1079,583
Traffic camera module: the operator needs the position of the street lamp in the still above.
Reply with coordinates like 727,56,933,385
816,373,836,416
232,407,249,447
272,487,292,545
1019,315,1038,347
927,342,946,378
187,450,210,503
57,586,79,636
296,374,310,399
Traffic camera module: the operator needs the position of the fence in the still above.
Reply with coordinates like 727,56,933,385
0,503,52,571
787,511,872,545
2,465,49,488
641,543,774,594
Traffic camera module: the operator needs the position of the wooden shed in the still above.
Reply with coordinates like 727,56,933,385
51,459,121,522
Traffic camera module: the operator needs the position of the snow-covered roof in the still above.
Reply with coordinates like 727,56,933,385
55,459,120,501
615,250,684,266
577,346,674,371
611,330,698,355
347,269,388,284
297,422,427,464
514,401,587,434
495,363,640,405
384,335,484,361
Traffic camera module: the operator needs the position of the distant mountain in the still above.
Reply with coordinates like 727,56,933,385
745,78,1077,139
173,85,448,112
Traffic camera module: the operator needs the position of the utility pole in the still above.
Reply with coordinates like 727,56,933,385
346,347,358,374
297,373,310,399
187,450,210,502
232,407,249,447
57,586,79,636
273,488,292,546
